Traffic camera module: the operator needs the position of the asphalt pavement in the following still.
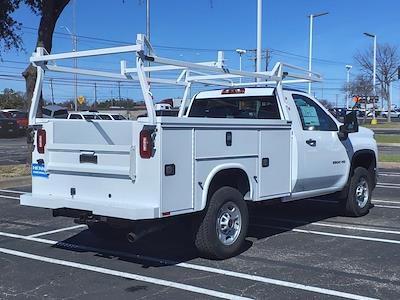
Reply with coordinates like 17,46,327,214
0,168,399,299
0,136,28,165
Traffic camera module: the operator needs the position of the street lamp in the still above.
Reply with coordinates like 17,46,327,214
364,32,377,121
236,49,247,83
345,65,352,111
61,25,78,111
256,0,262,81
308,12,329,94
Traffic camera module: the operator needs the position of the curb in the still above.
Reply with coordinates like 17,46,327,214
377,143,400,147
0,176,31,189
378,162,400,170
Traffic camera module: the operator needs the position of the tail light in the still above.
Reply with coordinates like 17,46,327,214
140,129,153,159
37,129,46,154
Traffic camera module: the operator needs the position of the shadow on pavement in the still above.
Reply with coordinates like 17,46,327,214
51,197,344,267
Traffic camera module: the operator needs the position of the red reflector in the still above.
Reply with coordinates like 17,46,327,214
140,129,153,159
221,88,245,95
162,212,171,216
37,129,46,154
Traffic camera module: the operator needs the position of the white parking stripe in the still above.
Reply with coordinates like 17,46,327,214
373,199,400,204
253,224,400,245
253,216,400,235
377,184,400,189
0,195,20,200
0,247,252,300
379,172,400,177
28,225,87,238
0,230,378,300
0,189,24,194
374,205,400,209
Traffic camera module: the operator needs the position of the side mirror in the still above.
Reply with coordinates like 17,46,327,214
338,111,359,140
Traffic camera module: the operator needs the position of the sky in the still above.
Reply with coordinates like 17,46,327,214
1,0,399,108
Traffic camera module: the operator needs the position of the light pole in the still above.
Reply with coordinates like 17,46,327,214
364,32,377,122
308,12,328,94
256,0,262,81
146,0,150,41
345,64,352,111
236,49,247,83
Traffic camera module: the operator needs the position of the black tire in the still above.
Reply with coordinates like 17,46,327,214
341,167,372,217
194,186,249,260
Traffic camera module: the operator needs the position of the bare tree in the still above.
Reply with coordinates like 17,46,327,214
343,74,374,98
355,43,399,109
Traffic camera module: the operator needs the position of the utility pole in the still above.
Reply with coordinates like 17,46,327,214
389,82,392,122
256,0,262,81
364,32,377,123
50,78,54,105
265,49,270,71
94,83,97,109
345,65,352,111
335,94,338,109
118,82,121,101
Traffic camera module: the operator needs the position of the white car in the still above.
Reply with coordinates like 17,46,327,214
381,111,400,118
67,112,101,120
97,113,127,120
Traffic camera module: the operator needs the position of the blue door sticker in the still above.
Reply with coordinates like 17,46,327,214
32,163,49,178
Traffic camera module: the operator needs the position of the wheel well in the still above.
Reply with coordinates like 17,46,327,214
351,150,377,187
207,168,250,202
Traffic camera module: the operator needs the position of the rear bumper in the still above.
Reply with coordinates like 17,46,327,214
20,193,160,220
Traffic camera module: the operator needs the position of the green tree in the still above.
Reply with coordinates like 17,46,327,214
0,88,27,109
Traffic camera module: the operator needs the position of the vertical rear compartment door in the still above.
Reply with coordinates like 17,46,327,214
258,129,291,198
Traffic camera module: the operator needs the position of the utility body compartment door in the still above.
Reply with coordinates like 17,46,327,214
258,128,291,198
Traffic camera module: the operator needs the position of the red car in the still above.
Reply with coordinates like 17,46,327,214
1,110,28,135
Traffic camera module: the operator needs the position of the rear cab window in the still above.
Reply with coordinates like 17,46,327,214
188,95,281,119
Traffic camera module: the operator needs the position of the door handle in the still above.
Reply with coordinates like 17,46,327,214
306,139,317,147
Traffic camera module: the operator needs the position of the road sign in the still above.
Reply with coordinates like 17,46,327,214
78,96,85,105
352,95,379,104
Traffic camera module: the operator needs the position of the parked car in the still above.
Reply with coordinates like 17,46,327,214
0,112,18,137
381,111,400,118
42,105,69,119
97,113,127,120
67,112,101,120
1,109,28,135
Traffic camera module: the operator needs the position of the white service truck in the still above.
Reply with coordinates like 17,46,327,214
21,35,378,259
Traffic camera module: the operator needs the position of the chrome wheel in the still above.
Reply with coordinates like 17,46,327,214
216,201,242,246
355,177,369,208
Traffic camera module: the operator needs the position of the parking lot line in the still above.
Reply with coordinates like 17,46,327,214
0,230,378,300
377,184,400,189
0,189,24,194
253,216,400,235
28,225,87,238
0,247,252,300
379,172,400,177
374,204,400,209
252,224,400,245
373,199,400,204
0,194,20,200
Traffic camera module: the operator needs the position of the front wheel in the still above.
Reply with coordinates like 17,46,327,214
341,167,372,217
194,186,249,259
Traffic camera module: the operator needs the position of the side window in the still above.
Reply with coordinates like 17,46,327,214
69,114,82,119
293,94,337,131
